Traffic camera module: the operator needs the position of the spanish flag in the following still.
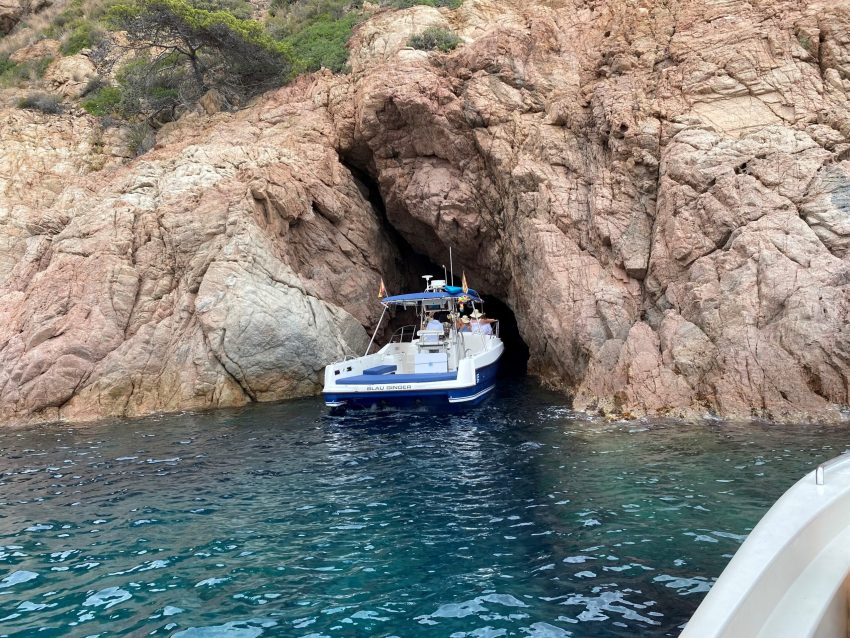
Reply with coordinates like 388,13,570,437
378,278,387,299
461,271,468,294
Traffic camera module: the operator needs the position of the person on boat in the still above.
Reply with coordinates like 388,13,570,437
421,312,444,344
458,315,471,332
469,310,496,335
425,312,443,331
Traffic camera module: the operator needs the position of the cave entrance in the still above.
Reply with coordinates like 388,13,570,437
481,295,529,376
340,153,529,376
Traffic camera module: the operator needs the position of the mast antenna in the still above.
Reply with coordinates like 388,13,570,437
449,247,455,286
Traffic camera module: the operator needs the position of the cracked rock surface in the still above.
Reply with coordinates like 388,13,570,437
1,0,849,423
0,82,395,423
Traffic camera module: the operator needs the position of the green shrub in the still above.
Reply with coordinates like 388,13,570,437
0,58,22,86
17,93,63,114
32,55,53,77
44,0,108,41
408,25,460,52
114,54,190,119
283,11,360,74
81,86,122,115
0,56,53,86
81,75,106,95
267,0,351,34
50,7,84,32
61,20,105,55
190,0,254,19
385,0,461,7
0,55,16,78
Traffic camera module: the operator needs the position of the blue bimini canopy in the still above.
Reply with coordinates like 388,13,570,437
382,290,482,307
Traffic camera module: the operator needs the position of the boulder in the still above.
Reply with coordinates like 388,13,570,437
197,88,229,115
0,0,51,35
43,54,97,98
9,38,60,64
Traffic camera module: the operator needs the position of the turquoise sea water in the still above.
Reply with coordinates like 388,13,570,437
1,380,848,638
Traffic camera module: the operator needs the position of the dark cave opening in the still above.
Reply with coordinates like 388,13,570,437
339,154,529,376
481,294,530,377
339,153,433,285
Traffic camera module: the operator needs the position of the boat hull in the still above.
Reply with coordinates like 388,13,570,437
323,359,500,408
680,452,850,638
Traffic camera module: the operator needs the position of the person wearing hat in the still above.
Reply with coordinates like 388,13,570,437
469,309,496,335
457,314,472,332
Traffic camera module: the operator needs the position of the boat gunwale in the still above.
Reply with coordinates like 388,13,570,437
680,452,850,638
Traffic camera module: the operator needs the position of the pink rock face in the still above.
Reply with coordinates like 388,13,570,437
1,0,849,424
330,0,850,422
0,80,400,424
0,0,50,35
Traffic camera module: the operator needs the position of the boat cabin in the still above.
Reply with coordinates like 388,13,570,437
365,279,498,375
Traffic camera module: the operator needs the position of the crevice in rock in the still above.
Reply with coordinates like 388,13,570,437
338,151,438,288
197,317,256,403
337,151,437,337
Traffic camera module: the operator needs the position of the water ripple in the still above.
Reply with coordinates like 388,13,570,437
0,382,847,636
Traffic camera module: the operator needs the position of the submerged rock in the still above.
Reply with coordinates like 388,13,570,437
0,0,849,424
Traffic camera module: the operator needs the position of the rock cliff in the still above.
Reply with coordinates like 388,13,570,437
1,0,849,423
0,82,401,423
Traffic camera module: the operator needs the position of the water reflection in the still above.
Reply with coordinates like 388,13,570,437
0,381,848,637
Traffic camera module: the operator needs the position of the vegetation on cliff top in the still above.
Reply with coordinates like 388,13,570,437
2,0,464,155
103,0,294,115
408,25,460,52
268,0,460,73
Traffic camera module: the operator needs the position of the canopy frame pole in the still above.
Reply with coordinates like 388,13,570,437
451,298,462,370
450,246,455,286
365,304,388,356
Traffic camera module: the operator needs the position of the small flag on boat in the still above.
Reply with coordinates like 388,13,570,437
378,278,387,299
462,271,468,294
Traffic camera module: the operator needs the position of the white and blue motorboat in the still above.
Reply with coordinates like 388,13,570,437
323,276,504,408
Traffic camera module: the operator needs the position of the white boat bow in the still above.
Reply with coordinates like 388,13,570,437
680,451,850,638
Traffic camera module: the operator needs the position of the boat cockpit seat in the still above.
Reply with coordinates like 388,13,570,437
363,365,397,375
417,329,444,346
